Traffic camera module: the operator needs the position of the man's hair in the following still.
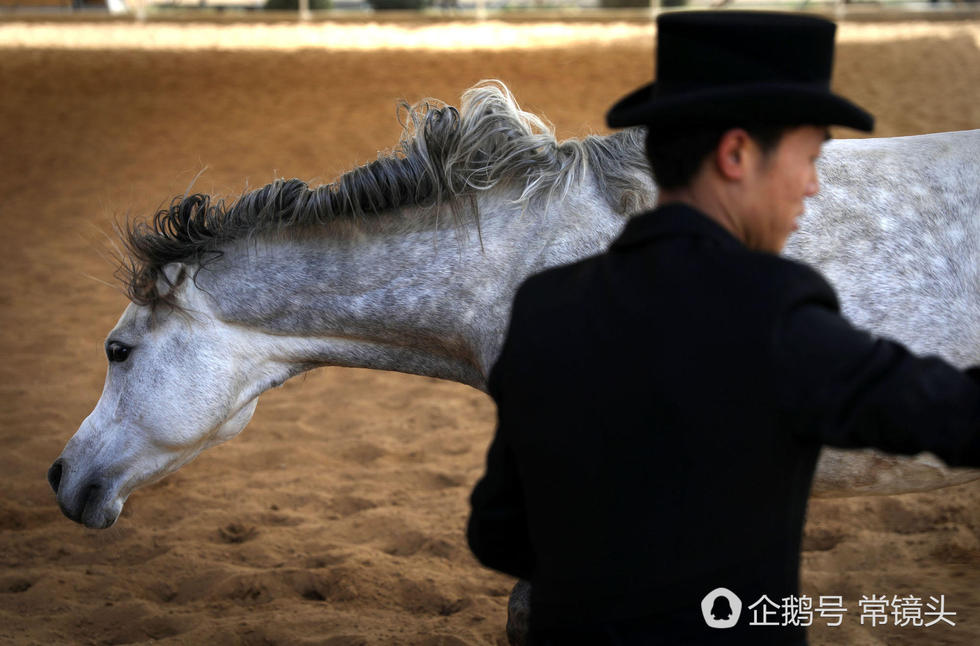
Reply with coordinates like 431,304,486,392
645,125,789,190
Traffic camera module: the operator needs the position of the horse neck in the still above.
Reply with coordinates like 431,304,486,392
198,181,633,391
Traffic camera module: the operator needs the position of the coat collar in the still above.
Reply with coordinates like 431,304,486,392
612,202,745,252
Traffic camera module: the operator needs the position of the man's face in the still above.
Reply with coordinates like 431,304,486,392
740,125,827,253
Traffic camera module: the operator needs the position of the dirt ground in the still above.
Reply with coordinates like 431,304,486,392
1,19,979,646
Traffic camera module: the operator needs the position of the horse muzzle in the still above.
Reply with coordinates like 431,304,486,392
47,458,121,529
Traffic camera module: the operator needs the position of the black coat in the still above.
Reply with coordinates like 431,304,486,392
467,204,980,645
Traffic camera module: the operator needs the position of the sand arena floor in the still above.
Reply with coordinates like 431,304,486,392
1,16,979,646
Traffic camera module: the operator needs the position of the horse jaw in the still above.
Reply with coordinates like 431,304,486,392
51,393,260,529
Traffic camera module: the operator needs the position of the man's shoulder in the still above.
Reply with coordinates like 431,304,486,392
513,236,839,311
741,247,830,283
748,252,839,308
514,255,602,311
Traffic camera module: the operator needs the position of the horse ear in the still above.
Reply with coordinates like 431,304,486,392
156,262,187,298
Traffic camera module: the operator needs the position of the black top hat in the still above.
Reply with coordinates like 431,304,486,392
607,11,874,133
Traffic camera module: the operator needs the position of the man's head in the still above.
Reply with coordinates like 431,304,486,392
645,125,788,191
648,124,828,253
606,11,873,253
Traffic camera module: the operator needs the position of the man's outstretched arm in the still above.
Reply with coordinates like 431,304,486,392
776,289,980,466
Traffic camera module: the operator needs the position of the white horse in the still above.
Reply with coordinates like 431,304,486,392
48,81,980,531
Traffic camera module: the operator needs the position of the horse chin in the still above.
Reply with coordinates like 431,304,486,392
81,499,123,529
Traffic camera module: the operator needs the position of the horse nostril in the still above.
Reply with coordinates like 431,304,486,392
47,460,64,494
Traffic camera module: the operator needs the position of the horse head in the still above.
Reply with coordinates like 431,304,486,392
47,262,292,528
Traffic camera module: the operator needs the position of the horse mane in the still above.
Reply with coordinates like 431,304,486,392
120,80,650,308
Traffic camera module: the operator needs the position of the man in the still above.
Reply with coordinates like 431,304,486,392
467,11,980,646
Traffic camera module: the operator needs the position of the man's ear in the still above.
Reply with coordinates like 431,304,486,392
715,128,752,181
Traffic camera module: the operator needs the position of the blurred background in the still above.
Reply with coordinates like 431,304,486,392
1,4,978,646
1,0,978,18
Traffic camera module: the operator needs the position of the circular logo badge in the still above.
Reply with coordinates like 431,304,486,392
701,587,742,629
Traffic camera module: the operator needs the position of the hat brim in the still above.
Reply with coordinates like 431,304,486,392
606,81,874,133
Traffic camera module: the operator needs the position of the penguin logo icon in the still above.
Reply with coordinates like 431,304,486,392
701,587,742,628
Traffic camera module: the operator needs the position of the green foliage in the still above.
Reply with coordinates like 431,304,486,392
598,0,687,6
367,0,430,9
264,0,332,10
598,0,648,6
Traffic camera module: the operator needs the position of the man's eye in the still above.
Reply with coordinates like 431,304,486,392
106,342,132,363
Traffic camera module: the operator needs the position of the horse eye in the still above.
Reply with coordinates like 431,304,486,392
106,341,131,363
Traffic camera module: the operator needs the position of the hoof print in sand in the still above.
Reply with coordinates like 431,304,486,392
218,522,258,544
6,579,33,593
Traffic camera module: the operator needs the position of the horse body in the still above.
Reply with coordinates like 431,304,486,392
793,129,980,366
49,82,978,530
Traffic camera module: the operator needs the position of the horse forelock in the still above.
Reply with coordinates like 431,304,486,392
119,80,650,309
